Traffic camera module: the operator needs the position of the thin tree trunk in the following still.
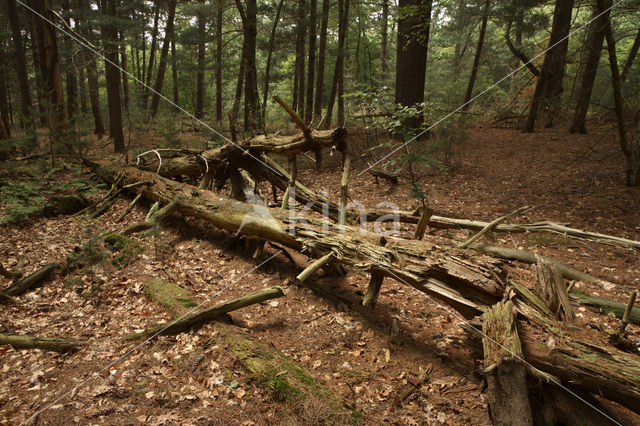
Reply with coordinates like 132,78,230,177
379,0,389,86
232,42,246,123
36,0,67,146
603,2,637,186
120,31,130,111
304,0,317,124
171,36,179,107
293,0,306,114
240,0,261,132
313,0,330,125
78,65,88,114
0,37,11,137
462,0,490,111
216,0,223,123
394,0,432,132
337,0,349,127
569,0,610,134
30,16,48,126
325,0,349,128
620,27,640,83
505,21,540,77
101,0,124,152
7,0,34,132
61,0,77,126
523,0,574,132
262,0,285,124
142,3,160,111
149,0,178,119
195,0,206,119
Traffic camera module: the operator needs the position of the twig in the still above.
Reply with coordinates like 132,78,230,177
457,206,531,249
619,290,638,333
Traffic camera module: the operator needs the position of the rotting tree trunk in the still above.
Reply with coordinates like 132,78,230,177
570,0,611,134
0,332,84,353
149,0,178,119
88,161,640,414
482,301,533,426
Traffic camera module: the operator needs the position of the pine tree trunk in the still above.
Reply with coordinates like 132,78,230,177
325,0,349,128
621,27,640,83
394,0,432,132
262,0,285,123
379,0,389,86
524,0,574,132
101,0,124,152
149,0,178,119
461,0,490,111
195,0,206,120
7,0,34,131
0,36,11,137
30,16,48,127
120,31,130,111
337,0,349,127
569,1,610,134
312,0,330,125
61,0,77,126
171,37,179,107
36,0,67,147
142,3,160,111
292,0,307,114
232,42,246,124
216,0,223,123
241,0,261,132
304,0,317,124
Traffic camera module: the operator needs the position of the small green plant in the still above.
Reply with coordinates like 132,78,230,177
103,233,143,268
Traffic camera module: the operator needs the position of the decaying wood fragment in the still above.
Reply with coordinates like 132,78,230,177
533,255,575,322
0,332,84,353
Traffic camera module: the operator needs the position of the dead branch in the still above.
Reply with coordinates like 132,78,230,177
0,332,84,353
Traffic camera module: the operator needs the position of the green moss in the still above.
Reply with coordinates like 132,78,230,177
143,279,198,314
104,233,143,268
63,274,83,289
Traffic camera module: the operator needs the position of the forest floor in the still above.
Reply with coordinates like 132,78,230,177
1,121,640,425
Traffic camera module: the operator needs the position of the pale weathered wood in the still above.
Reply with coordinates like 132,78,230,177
457,206,530,249
533,255,575,323
362,271,384,307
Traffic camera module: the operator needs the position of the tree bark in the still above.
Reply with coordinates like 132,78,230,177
262,0,285,124
304,0,317,124
0,332,84,354
101,0,124,152
77,65,88,114
240,0,261,133
149,0,178,119
394,0,433,132
142,3,160,111
569,0,610,134
313,0,330,125
171,36,179,107
325,0,349,128
120,31,130,111
195,0,206,120
292,0,307,115
523,0,574,132
61,0,77,126
216,0,223,123
30,15,48,127
0,38,11,137
379,0,389,86
461,0,490,111
336,0,349,128
620,27,640,83
7,0,34,131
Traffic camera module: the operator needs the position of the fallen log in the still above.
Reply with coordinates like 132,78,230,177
88,161,640,414
2,263,58,297
0,332,84,353
482,301,533,426
127,286,285,339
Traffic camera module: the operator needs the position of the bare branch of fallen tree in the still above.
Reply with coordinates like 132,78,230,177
0,332,84,353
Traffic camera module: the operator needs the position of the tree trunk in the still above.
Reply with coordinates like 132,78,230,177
394,0,432,132
241,0,261,133
171,36,179,107
292,0,306,115
505,21,540,77
379,0,389,86
149,0,178,119
523,0,574,132
36,0,67,146
195,0,206,120
325,0,349,128
30,16,48,127
61,0,77,126
216,0,223,123
569,0,610,134
304,0,317,124
232,38,246,124
101,0,124,152
7,0,34,132
143,3,160,111
262,0,285,124
621,27,640,83
337,0,349,128
0,37,11,137
603,4,638,186
78,66,88,115
312,0,330,125
461,0,490,111
120,31,130,111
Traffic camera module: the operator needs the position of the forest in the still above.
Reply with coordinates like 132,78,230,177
1,0,640,424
